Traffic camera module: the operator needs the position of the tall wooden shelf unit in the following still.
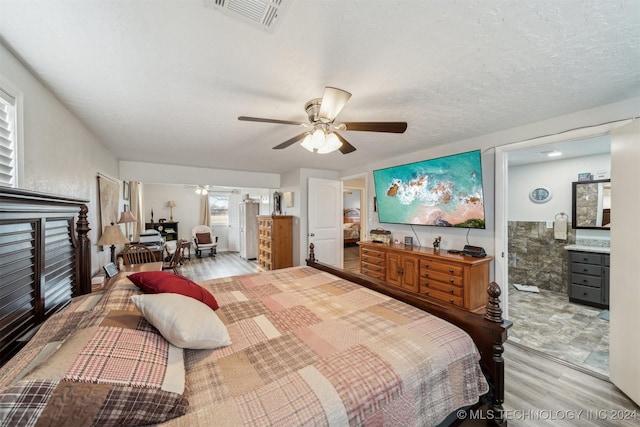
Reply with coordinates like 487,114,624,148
257,215,293,270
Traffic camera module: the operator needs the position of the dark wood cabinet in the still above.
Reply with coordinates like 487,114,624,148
568,250,610,308
145,222,178,241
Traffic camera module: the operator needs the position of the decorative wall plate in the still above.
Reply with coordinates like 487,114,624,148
529,187,552,203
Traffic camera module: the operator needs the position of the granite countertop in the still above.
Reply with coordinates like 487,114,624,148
564,244,610,254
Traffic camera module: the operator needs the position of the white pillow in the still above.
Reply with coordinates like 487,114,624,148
131,293,231,349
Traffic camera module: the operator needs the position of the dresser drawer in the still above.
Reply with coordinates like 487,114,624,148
362,254,385,266
570,252,602,265
420,281,463,297
362,268,385,280
420,269,463,286
420,287,463,307
362,262,385,274
420,259,463,276
362,248,384,261
571,262,602,276
570,273,602,288
570,284,602,304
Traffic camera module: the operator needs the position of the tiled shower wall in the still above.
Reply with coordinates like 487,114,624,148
508,221,576,293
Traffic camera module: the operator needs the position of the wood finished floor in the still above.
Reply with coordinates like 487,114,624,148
180,251,639,426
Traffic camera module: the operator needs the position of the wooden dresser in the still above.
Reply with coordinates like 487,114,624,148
358,241,493,313
257,215,293,270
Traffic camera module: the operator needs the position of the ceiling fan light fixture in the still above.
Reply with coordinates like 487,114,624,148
300,133,315,152
310,128,326,149
317,132,342,154
195,186,209,195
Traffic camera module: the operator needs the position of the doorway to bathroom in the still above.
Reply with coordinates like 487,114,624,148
502,135,611,377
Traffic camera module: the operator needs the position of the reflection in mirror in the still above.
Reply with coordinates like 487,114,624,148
572,179,611,229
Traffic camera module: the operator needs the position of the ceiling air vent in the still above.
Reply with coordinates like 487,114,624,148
206,0,290,33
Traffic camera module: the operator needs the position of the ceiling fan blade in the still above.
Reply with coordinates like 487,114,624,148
318,87,352,122
339,122,407,133
335,132,356,154
238,116,307,126
272,132,309,150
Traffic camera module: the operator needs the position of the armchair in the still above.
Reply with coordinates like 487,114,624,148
192,225,218,258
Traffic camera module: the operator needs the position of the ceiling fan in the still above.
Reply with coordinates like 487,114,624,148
238,87,407,154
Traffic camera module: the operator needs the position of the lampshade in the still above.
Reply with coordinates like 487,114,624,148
117,210,137,224
300,133,314,152
97,224,129,246
317,132,342,154
310,128,326,150
300,127,342,154
167,200,176,208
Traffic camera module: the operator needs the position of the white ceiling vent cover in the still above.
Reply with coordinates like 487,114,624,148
206,0,290,33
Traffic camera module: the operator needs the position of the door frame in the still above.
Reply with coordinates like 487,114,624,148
494,120,631,321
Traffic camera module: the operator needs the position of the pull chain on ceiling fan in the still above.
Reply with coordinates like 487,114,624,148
238,87,407,154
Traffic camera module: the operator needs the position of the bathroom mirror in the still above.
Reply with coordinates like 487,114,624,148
572,179,611,229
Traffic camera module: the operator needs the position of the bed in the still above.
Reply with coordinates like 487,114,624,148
0,189,511,426
343,208,361,244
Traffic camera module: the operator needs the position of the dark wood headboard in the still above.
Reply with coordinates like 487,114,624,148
0,187,91,365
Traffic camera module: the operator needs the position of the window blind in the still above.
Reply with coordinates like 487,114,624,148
0,88,16,187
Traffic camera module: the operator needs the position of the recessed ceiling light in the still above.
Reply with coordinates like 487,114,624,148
546,151,562,157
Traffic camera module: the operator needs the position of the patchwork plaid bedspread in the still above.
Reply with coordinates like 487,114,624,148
0,266,488,427
176,266,488,426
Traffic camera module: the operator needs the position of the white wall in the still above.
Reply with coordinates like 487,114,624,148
0,42,119,274
120,160,280,189
142,183,269,252
508,153,610,221
343,190,361,209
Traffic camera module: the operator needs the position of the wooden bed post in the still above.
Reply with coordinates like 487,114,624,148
308,242,316,262
75,204,92,295
484,282,507,426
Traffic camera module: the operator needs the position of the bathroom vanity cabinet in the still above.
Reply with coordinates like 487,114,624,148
567,250,610,309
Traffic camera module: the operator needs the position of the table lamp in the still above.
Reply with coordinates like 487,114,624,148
167,200,176,221
117,210,137,241
97,223,129,264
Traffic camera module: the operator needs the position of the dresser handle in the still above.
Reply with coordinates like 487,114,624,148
449,278,454,283
583,269,588,272
424,282,429,287
449,289,454,294
449,268,454,273
424,290,429,295
424,264,429,268
449,298,454,303
424,273,429,278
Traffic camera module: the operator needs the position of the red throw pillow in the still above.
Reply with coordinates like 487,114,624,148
128,271,219,311
196,232,212,244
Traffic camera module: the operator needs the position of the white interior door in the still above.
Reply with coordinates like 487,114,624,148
308,177,342,267
609,120,640,404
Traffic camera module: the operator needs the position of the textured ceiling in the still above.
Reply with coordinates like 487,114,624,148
0,0,638,175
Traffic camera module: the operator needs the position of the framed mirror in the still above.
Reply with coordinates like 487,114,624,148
572,179,611,229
